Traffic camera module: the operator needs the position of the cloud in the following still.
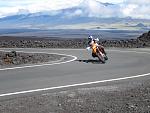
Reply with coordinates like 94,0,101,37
62,0,150,19
0,0,82,17
122,4,138,16
78,0,122,18
64,9,83,18
0,6,21,17
25,0,82,13
124,0,150,4
0,0,149,19
96,0,123,4
121,0,150,19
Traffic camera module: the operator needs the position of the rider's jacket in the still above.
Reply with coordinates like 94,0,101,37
91,43,98,54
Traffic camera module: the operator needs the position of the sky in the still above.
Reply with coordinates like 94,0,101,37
0,0,150,19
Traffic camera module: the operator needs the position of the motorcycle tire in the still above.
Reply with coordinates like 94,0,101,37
104,55,108,60
97,53,105,64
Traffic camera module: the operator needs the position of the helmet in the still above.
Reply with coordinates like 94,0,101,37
88,35,93,39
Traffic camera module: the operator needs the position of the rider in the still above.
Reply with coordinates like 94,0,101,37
87,36,106,57
86,35,93,50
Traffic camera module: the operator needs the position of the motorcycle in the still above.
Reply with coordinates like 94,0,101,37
87,36,108,63
87,46,108,63
96,47,108,63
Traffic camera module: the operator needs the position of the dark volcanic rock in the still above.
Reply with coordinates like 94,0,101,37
0,51,63,68
137,31,150,47
0,30,150,48
100,30,150,48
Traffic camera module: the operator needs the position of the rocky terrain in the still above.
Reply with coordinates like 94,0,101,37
0,37,87,48
0,30,150,48
0,51,63,68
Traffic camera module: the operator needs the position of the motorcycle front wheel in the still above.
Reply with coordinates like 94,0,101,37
97,52,105,64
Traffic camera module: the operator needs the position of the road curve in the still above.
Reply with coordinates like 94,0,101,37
0,48,150,97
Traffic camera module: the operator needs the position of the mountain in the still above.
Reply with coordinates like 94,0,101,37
0,2,115,29
135,23,147,27
102,3,114,6
0,0,149,29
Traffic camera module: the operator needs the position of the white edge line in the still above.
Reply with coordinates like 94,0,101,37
108,49,150,54
0,51,77,71
0,72,150,97
0,49,150,97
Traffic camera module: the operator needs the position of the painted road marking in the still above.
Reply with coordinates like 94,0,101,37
0,49,149,71
0,72,150,97
0,49,150,97
0,51,77,71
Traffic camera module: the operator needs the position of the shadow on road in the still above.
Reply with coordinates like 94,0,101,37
76,59,104,64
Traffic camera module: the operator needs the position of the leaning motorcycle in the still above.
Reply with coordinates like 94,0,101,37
96,47,108,63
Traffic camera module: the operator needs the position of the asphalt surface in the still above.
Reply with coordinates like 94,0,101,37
0,48,150,98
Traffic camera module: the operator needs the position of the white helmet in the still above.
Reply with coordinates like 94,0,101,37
88,35,93,39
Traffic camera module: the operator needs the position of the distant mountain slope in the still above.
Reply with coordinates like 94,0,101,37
0,13,149,29
0,0,149,29
135,23,147,27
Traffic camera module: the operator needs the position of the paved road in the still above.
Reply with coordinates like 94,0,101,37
0,48,150,97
